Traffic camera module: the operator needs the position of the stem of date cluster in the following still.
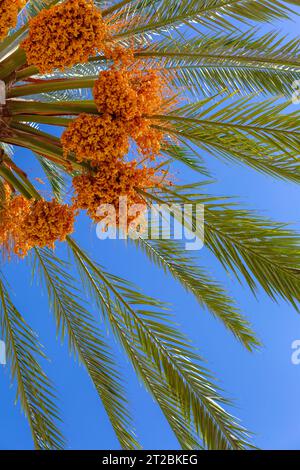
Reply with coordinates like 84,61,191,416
3,126,90,173
11,121,62,146
5,155,41,199
0,48,27,81
15,65,39,81
7,99,98,115
10,115,71,126
1,125,68,166
0,165,34,199
14,53,106,82
8,77,98,98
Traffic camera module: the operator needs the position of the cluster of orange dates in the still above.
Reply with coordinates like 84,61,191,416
0,0,171,256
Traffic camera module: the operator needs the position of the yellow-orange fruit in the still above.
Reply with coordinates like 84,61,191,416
72,160,157,226
21,0,107,73
17,199,75,256
93,69,164,120
94,69,138,120
93,69,166,158
1,195,75,257
0,192,31,256
126,117,164,159
0,0,25,41
61,113,129,163
104,43,135,67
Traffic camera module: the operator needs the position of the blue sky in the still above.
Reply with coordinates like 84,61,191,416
1,8,300,450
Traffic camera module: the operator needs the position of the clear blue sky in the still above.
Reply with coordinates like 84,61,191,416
1,9,300,450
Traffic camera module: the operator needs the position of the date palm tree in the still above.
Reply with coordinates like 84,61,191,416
0,0,300,450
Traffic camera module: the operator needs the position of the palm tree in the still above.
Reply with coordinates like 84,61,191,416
0,0,300,450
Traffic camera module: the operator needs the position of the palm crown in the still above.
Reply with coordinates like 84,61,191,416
0,0,300,450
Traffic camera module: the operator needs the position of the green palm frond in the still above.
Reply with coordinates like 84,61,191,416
203,202,300,309
131,355,204,450
12,24,300,97
152,95,300,183
146,185,300,309
113,0,300,38
67,236,203,449
30,247,140,450
68,237,253,450
0,274,65,449
134,237,260,350
162,142,210,176
36,156,67,202
141,30,300,96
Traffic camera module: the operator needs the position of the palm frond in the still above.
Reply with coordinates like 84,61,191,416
134,237,260,350
0,274,65,449
67,237,253,450
67,236,203,449
162,141,210,176
36,156,67,202
114,0,300,38
30,247,139,450
141,30,300,96
152,94,300,183
131,355,204,449
146,185,300,309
